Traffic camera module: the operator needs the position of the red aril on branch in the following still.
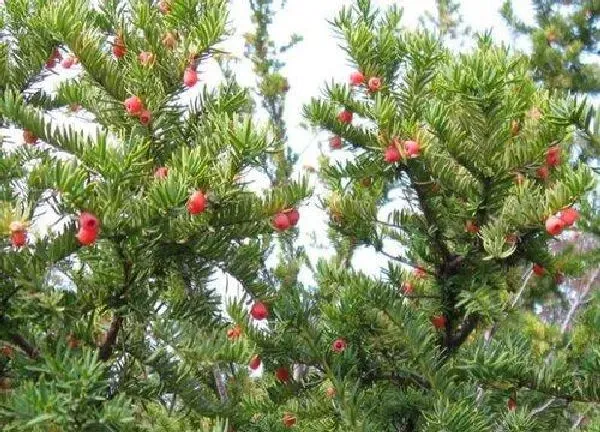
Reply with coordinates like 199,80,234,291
187,191,207,215
250,301,269,320
368,76,382,93
113,36,127,58
23,129,38,144
559,207,579,226
124,96,143,116
275,366,290,383
285,208,300,226
273,212,291,231
536,166,549,181
384,145,401,163
331,338,347,353
139,110,152,126
10,230,27,247
532,264,545,276
337,110,353,124
431,315,447,330
465,220,479,233
329,136,342,149
282,413,297,428
349,71,365,86
545,145,561,167
249,355,261,370
404,140,420,158
183,68,198,87
545,215,565,236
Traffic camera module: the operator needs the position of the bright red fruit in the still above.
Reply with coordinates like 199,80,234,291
545,146,561,167
80,212,100,231
404,140,420,158
329,136,342,149
273,212,291,231
113,37,126,58
282,413,297,428
465,220,479,233
249,355,261,370
250,301,268,320
332,338,347,353
183,68,198,87
384,145,401,163
532,264,545,276
275,366,290,383
76,228,97,246
536,165,549,181
124,96,143,116
286,208,300,226
154,167,168,179
402,282,414,295
368,76,382,92
507,397,517,411
61,56,75,69
349,71,365,86
23,129,38,144
139,110,152,126
545,215,565,236
138,51,155,66
559,207,579,226
431,315,447,330
187,191,207,215
10,231,27,247
337,110,353,124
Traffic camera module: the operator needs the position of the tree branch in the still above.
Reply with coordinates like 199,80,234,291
9,333,40,360
560,267,599,334
98,315,123,361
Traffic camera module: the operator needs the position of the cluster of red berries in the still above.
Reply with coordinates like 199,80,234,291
123,96,152,126
272,208,300,231
545,206,579,236
9,221,27,248
384,139,421,163
349,71,383,93
536,145,561,181
76,212,100,245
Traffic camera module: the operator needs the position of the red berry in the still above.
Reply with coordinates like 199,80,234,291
326,387,336,398
250,301,268,320
384,145,401,163
465,220,479,233
329,136,342,149
414,266,427,278
431,315,447,330
124,96,143,116
286,208,300,227
154,167,168,179
536,165,549,181
532,263,545,276
138,51,155,66
139,110,152,126
61,56,75,69
332,338,347,353
404,140,420,158
337,110,353,124
158,0,170,14
23,129,38,145
187,191,207,215
113,37,127,58
559,207,579,226
545,146,561,167
402,282,414,295
545,215,565,236
367,76,382,93
183,68,198,87
79,212,100,231
249,355,261,370
507,397,517,411
282,413,297,428
349,71,364,86
10,230,27,247
226,325,242,341
275,366,290,383
76,228,98,246
273,212,291,231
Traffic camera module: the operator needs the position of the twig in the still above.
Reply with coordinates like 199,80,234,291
531,397,557,416
98,316,124,361
571,414,585,430
9,333,40,360
560,267,600,334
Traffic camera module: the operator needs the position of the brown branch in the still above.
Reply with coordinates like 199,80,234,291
9,333,40,360
447,314,479,352
98,315,123,361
